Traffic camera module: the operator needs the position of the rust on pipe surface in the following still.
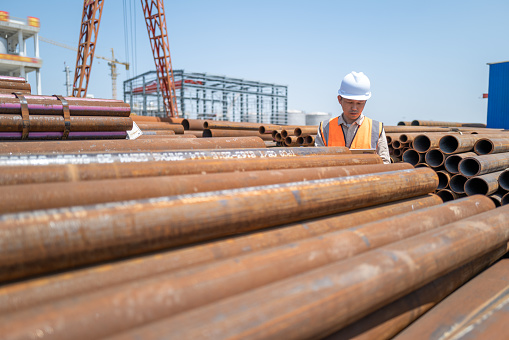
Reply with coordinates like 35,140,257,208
449,174,468,194
105,205,509,340
474,137,509,155
411,120,486,127
0,153,368,186
444,152,477,174
488,190,505,207
0,195,442,315
498,169,509,191
326,245,508,340
0,196,492,340
399,132,447,143
135,122,184,133
413,133,447,153
183,130,203,137
384,126,451,133
181,118,207,130
464,171,504,196
436,170,451,190
459,153,509,177
0,163,411,214
202,128,273,140
0,80,32,91
0,146,352,167
397,121,411,126
439,134,509,154
136,134,195,140
130,115,183,124
394,257,509,340
280,129,294,138
0,114,133,132
436,189,461,202
0,93,131,116
203,120,262,130
402,149,425,166
0,168,438,282
0,136,267,155
294,126,318,137
285,135,300,147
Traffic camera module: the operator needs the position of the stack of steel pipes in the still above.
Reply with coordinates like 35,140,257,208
130,115,190,139
391,126,509,205
0,75,31,95
0,93,133,140
398,120,487,128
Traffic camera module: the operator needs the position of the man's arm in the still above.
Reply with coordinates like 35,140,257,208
315,125,325,147
377,128,391,164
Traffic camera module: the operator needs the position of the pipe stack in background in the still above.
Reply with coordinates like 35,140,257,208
0,92,133,140
0,75,31,94
387,122,509,206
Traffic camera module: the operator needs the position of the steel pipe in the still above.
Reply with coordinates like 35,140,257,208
135,122,184,133
411,120,486,127
439,134,509,154
0,80,31,91
0,196,491,339
183,130,203,137
280,129,295,138
459,153,509,177
436,189,461,202
0,195,442,315
107,205,509,340
202,128,273,140
0,168,438,282
394,257,509,340
285,135,300,147
498,169,509,191
203,120,262,130
0,93,131,116
0,163,410,214
181,118,207,130
327,245,507,340
402,149,425,166
294,126,318,137
464,171,504,196
0,136,267,155
488,190,505,207
397,121,411,126
136,134,195,140
449,174,468,194
0,131,127,140
444,152,477,174
297,135,315,146
141,130,175,135
131,116,183,124
384,126,451,133
0,146,351,167
413,133,448,152
436,170,451,190
474,137,509,155
0,114,133,132
425,148,445,168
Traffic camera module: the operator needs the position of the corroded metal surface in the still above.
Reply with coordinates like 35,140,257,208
459,153,509,177
464,171,504,196
135,122,184,133
0,168,438,282
0,136,267,155
202,128,273,140
0,196,490,339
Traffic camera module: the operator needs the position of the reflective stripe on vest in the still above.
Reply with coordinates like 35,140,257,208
319,116,382,149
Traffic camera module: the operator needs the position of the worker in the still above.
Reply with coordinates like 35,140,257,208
316,71,390,164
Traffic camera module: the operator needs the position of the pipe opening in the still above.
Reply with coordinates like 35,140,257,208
402,149,420,166
464,178,488,196
411,120,420,126
444,155,462,174
436,190,456,202
413,136,430,152
425,149,444,167
450,174,467,193
400,134,409,143
392,141,401,149
439,136,458,154
474,139,493,155
502,192,509,206
498,171,509,191
436,171,449,190
182,119,190,130
458,158,480,177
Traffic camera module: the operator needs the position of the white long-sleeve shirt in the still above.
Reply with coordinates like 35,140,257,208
315,113,391,164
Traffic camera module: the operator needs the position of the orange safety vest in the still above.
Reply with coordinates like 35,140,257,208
319,116,382,149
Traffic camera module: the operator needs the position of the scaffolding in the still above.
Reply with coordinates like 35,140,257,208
124,70,288,124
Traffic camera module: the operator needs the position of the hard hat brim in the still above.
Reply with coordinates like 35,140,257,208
338,90,372,101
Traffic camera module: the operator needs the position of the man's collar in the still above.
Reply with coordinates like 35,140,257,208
338,113,365,126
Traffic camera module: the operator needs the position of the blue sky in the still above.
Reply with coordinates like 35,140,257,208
3,1,509,125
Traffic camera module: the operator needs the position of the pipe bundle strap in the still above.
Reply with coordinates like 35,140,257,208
13,92,29,139
54,95,71,139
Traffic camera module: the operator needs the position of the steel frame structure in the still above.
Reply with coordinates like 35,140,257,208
72,0,104,97
124,70,288,124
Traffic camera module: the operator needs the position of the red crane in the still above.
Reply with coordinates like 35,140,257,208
72,0,178,117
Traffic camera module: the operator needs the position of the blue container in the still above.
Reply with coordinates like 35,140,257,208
487,61,509,129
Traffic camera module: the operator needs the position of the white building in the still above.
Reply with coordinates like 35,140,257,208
0,11,42,94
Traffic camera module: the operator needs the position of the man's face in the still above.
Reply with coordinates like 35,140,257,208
338,95,366,123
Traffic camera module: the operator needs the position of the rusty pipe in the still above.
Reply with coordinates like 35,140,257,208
131,115,183,124
474,137,509,155
0,146,352,167
0,93,131,116
0,196,492,340
0,168,438,282
411,120,486,127
439,134,509,154
444,152,477,174
0,136,267,155
393,257,509,340
294,126,318,137
0,163,411,214
436,170,451,190
488,190,505,207
136,134,195,140
397,121,412,126
0,114,133,132
436,189,461,202
384,126,451,133
107,205,509,340
0,195,442,315
413,133,449,152
297,135,315,146
203,120,262,130
0,75,29,83
402,149,425,166
425,148,446,168
326,244,507,340
181,118,206,130
0,80,32,91
202,128,273,140
280,129,295,138
183,130,203,137
285,135,300,146
449,174,468,194
459,153,509,177
135,122,184,133
464,171,504,196
497,169,509,191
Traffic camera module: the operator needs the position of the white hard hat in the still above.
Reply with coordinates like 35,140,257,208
338,71,371,100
